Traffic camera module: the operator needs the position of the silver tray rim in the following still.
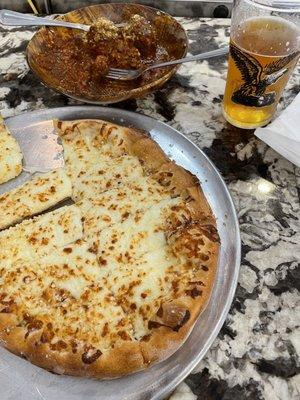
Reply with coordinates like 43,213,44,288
3,106,241,400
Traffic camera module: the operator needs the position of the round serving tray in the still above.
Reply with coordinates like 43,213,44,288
1,106,240,400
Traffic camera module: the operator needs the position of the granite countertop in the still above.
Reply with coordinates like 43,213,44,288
0,17,299,400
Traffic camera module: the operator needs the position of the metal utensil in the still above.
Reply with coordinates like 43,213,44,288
0,9,89,31
106,47,229,80
0,9,124,31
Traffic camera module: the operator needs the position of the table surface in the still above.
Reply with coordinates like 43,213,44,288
0,17,299,400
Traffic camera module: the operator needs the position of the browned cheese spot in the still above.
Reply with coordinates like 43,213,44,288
41,238,49,245
156,306,163,318
82,347,102,364
50,340,68,351
148,320,163,329
149,305,191,332
117,331,131,341
88,243,98,254
201,224,220,243
25,319,43,339
71,340,78,354
37,193,49,202
28,235,37,245
185,287,203,298
0,299,16,313
121,211,130,221
98,256,107,266
101,322,109,337
63,247,73,254
40,328,54,343
141,334,151,342
199,253,209,262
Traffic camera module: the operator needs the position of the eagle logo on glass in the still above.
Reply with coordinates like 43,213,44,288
230,43,299,107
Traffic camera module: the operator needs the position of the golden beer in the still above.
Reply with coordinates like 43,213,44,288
223,17,300,129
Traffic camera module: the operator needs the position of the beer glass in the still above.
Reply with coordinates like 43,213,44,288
223,0,300,129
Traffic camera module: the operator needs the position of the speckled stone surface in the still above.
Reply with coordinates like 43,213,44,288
0,18,299,400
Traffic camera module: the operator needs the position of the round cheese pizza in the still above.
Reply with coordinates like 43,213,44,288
0,119,219,378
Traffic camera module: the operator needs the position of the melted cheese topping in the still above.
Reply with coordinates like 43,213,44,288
0,119,216,365
100,246,177,338
78,177,171,238
0,242,133,350
72,156,144,201
0,169,72,230
0,205,83,265
97,197,181,263
57,120,134,183
0,122,23,184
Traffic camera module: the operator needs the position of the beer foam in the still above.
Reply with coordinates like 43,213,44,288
234,16,300,57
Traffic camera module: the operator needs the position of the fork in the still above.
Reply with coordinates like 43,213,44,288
0,9,124,31
106,47,229,80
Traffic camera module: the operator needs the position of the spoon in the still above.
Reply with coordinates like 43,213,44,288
0,9,124,31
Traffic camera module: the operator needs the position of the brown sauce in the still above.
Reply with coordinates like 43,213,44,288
38,15,173,99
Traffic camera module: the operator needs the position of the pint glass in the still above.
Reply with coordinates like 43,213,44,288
223,0,300,129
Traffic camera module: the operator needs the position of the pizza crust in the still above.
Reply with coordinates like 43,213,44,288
0,118,220,378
